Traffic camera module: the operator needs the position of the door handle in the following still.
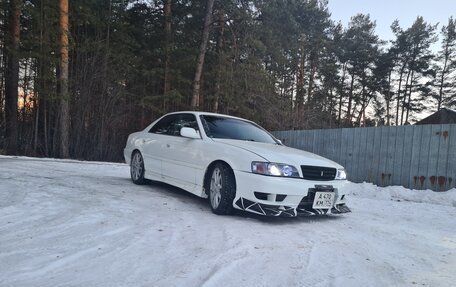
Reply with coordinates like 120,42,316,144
166,144,171,148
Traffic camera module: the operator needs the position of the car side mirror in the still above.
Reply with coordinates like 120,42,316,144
180,127,200,139
277,139,283,145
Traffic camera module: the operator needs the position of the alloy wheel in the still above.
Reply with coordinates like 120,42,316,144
131,152,143,181
210,167,222,209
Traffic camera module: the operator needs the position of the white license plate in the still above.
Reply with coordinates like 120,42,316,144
312,192,335,209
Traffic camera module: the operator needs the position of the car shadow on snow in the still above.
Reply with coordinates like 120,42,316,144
121,177,346,224
143,179,212,211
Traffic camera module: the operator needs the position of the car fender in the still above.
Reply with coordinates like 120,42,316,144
124,131,146,164
197,141,267,191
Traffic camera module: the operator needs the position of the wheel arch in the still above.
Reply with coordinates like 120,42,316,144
131,148,141,154
203,160,236,196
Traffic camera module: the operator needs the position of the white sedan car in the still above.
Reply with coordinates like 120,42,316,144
124,111,350,217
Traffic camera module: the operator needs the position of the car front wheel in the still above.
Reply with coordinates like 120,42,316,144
131,151,147,185
209,163,236,215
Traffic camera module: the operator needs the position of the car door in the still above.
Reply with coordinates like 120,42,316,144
141,119,171,179
149,113,205,191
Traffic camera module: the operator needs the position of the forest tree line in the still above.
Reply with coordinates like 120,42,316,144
0,0,455,161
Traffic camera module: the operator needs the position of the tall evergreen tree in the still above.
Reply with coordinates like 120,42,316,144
162,0,172,111
342,14,379,126
391,17,437,124
58,0,69,158
434,17,456,110
0,0,452,161
373,49,395,125
191,0,215,110
4,0,22,154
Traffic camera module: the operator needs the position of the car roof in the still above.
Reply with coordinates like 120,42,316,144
143,111,256,132
166,111,248,122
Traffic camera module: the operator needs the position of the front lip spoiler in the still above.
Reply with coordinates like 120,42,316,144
234,197,351,217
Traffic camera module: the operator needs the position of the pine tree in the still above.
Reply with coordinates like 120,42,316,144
342,14,379,126
434,17,456,110
191,0,215,110
58,0,69,158
391,17,437,124
4,0,22,154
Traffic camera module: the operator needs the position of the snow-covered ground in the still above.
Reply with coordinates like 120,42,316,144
1,156,455,287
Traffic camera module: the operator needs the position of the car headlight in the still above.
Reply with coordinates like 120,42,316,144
251,162,300,178
335,169,347,180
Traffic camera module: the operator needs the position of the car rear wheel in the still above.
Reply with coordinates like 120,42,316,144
209,163,236,215
131,151,147,185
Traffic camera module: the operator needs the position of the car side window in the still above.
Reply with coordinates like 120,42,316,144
149,114,198,136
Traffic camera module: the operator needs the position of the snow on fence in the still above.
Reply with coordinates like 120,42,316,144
272,124,456,191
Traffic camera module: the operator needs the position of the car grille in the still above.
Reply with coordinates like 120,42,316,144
300,165,336,181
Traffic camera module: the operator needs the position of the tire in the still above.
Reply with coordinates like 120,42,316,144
208,163,236,215
130,151,147,185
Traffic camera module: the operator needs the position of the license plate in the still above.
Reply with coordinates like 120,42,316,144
312,192,335,209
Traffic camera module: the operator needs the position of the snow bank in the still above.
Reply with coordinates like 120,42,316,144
348,181,456,207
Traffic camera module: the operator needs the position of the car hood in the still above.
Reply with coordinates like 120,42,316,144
213,139,343,169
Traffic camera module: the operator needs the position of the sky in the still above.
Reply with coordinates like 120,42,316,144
327,0,456,43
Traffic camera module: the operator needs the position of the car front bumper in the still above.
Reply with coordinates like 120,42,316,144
233,170,351,217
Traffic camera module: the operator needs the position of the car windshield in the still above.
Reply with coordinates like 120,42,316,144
200,115,278,144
